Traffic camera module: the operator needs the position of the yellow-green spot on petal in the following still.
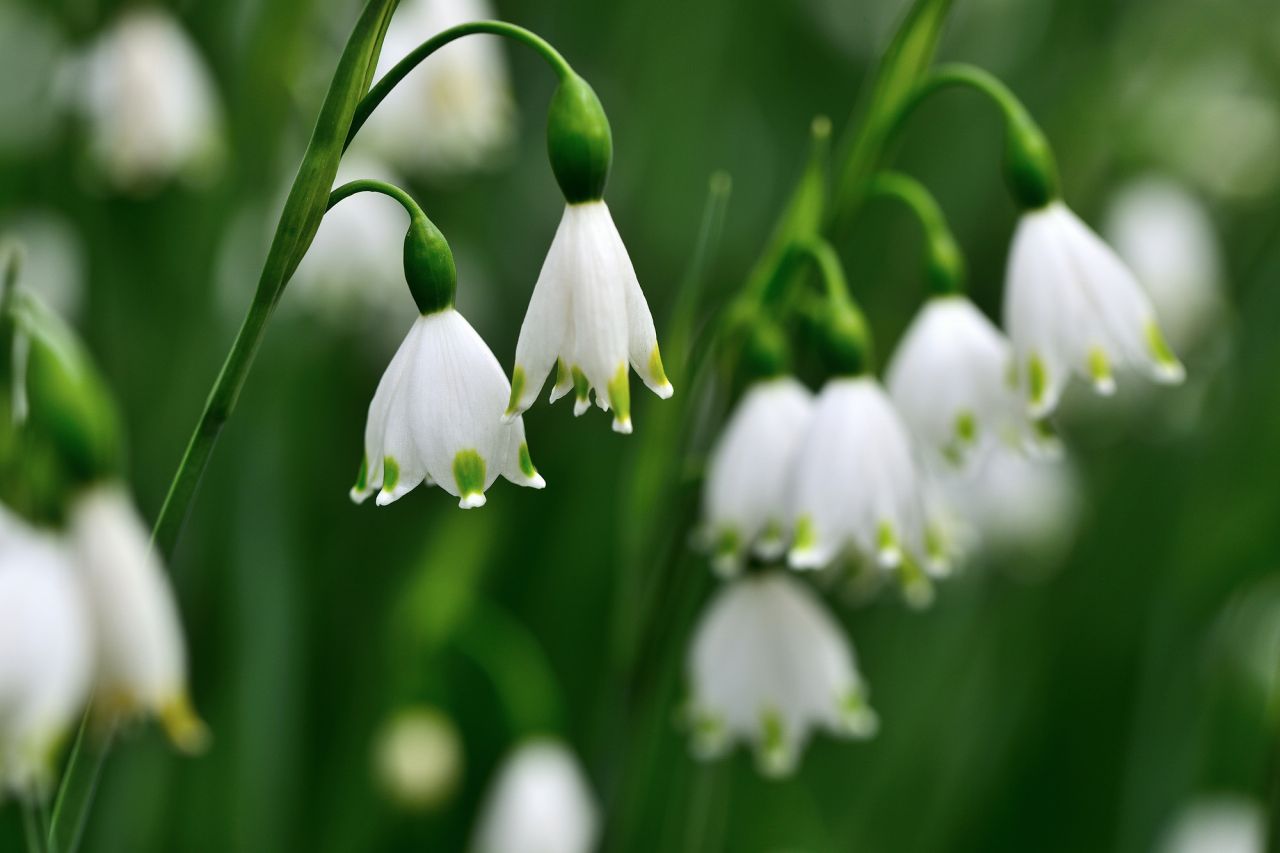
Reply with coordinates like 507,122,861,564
354,455,368,492
1027,354,1047,406
877,522,897,553
383,456,400,491
793,515,817,552
1145,320,1185,379
452,449,486,499
839,687,879,738
714,527,740,560
648,345,670,387
1088,346,1113,388
160,693,210,755
955,410,977,445
506,365,526,415
571,365,591,403
607,363,630,421
518,443,537,479
554,358,571,389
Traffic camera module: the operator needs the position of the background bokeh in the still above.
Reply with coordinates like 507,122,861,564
2,0,1279,850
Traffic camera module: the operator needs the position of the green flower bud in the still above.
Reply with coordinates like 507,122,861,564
742,316,791,380
818,301,874,377
1003,108,1059,210
546,73,613,203
403,215,457,315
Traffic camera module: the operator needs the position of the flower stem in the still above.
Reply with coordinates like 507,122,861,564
864,171,967,295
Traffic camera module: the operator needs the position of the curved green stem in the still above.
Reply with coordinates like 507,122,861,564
789,238,875,375
455,600,563,736
864,171,966,295
348,20,573,149
790,238,855,306
328,178,424,219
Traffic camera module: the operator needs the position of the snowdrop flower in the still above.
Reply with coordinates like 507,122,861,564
505,74,671,433
76,8,223,192
1158,797,1265,853
701,377,813,575
886,295,1025,465
789,376,949,579
358,0,515,178
1,211,87,323
686,572,876,777
1004,201,1185,417
372,706,463,811
0,520,92,797
471,739,599,853
69,484,206,752
1104,177,1225,354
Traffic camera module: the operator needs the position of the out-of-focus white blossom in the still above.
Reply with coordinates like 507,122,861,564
0,5,66,156
372,706,463,811
1157,797,1265,853
2,211,87,322
471,739,599,853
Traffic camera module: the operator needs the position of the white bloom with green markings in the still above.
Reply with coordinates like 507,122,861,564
701,376,813,575
1004,201,1185,417
686,571,876,777
504,201,671,434
353,308,545,508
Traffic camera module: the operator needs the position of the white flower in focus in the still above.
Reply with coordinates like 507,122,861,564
372,706,463,811
77,9,223,192
0,521,92,798
505,201,671,434
789,377,949,581
687,572,876,777
1104,177,1225,354
352,308,545,508
1158,797,1264,853
886,295,1025,465
359,0,514,178
69,484,205,752
1004,201,1185,417
471,739,599,853
701,377,813,575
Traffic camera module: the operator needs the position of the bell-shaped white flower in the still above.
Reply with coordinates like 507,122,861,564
471,739,600,853
1004,201,1185,417
701,377,813,575
788,376,949,577
686,571,876,777
76,8,223,192
505,201,671,434
358,0,515,178
372,706,463,812
1158,797,1264,853
69,484,205,752
352,308,545,508
1104,177,1225,354
0,517,93,797
886,295,1026,465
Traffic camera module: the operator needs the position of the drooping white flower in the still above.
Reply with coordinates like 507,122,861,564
76,8,223,192
686,571,876,777
701,377,813,575
358,0,515,178
1003,201,1184,417
886,295,1026,466
1104,177,1225,354
372,706,463,811
788,376,949,578
1157,797,1264,853
352,308,545,508
68,484,205,752
0,516,92,797
505,201,671,434
1,211,87,323
471,739,600,853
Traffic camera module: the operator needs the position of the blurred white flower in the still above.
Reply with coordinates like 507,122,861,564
372,706,463,811
0,4,66,156
701,377,813,575
2,211,87,322
69,484,205,752
1157,797,1265,853
471,739,599,853
1104,177,1225,355
789,377,949,583
886,295,1026,466
352,308,545,508
1004,201,1184,417
76,8,223,193
687,571,876,777
358,0,515,178
505,201,671,434
0,513,92,798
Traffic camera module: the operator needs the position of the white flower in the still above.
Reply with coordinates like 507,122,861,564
886,295,1025,465
76,8,223,192
1158,797,1264,853
686,571,876,777
1003,201,1184,417
505,201,671,434
372,706,463,811
789,376,949,578
1,211,86,323
1104,177,1225,354
0,518,92,798
701,377,813,575
358,0,514,178
471,739,599,853
69,484,205,752
352,308,545,508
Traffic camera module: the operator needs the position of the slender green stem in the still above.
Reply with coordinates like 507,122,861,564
790,238,855,306
348,20,573,149
22,798,45,853
327,178,422,218
864,171,966,295
455,600,562,736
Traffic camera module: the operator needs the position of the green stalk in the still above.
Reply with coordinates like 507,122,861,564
864,170,967,295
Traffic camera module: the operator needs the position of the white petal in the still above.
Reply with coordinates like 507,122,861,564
354,319,420,503
508,209,572,419
472,740,600,853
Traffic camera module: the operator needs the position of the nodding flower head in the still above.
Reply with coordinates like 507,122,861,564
471,739,600,853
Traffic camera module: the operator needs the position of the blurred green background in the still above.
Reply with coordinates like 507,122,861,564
2,0,1279,850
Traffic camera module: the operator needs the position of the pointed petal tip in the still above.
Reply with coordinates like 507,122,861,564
1092,377,1117,396
652,381,674,400
349,487,371,505
788,549,825,571
573,398,590,417
374,491,395,507
525,473,547,490
612,416,633,435
500,408,520,424
1155,361,1186,385
458,492,487,509
877,546,903,570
